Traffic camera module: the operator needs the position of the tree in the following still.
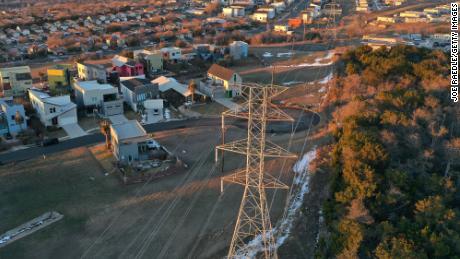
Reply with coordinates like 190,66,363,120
14,110,24,132
188,80,197,104
100,120,111,149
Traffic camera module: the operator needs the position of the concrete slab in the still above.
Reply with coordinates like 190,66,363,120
62,124,87,139
108,114,129,125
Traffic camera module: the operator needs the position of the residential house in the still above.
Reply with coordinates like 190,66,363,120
160,47,182,63
73,80,123,116
120,78,159,112
0,97,27,135
77,62,108,82
28,89,77,127
222,6,245,17
252,11,270,23
322,3,342,16
112,55,144,77
206,64,242,98
399,11,424,18
152,76,205,107
257,7,276,18
133,49,163,76
110,120,150,164
274,24,290,33
143,99,165,123
229,41,249,60
0,66,32,97
302,11,314,24
47,64,73,92
271,2,286,13
377,16,399,23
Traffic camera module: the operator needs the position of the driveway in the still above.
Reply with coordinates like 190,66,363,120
108,114,129,125
62,123,88,139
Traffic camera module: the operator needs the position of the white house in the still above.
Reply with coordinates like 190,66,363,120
73,80,123,116
229,41,249,60
252,11,270,23
160,47,182,63
207,64,242,98
28,89,77,127
222,6,245,17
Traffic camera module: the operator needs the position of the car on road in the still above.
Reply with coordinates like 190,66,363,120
40,138,59,147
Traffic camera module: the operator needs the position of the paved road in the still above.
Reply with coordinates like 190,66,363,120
0,112,319,164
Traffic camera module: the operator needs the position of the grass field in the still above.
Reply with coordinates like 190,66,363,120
0,124,313,259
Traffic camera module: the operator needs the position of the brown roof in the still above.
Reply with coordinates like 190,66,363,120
208,64,236,81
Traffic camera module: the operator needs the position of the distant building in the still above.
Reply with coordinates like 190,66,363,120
28,89,77,127
120,78,159,112
222,6,245,17
160,47,182,63
0,97,27,135
274,24,290,33
229,41,249,60
73,80,123,116
110,120,149,164
207,64,242,98
252,11,270,23
399,11,424,18
0,66,32,97
133,50,163,76
112,55,144,77
377,16,399,23
77,62,108,83
47,64,73,92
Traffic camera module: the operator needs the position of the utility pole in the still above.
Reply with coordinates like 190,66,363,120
216,84,297,258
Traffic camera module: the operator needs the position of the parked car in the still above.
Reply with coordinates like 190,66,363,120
40,138,59,147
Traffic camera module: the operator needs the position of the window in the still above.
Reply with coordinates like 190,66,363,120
49,107,56,113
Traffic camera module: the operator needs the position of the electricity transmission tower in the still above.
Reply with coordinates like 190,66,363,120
215,83,297,258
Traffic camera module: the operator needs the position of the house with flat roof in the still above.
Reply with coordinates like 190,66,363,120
0,97,27,136
229,41,249,60
112,55,144,77
120,78,159,112
133,49,163,76
73,80,123,116
110,120,149,164
0,66,32,97
160,47,182,63
28,89,77,127
47,64,73,93
76,62,109,83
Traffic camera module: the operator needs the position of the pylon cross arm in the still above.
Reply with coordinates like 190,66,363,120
216,139,297,159
222,170,289,189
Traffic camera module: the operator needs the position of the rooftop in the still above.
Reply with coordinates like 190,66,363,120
208,64,237,81
74,80,115,92
122,78,152,91
111,120,147,140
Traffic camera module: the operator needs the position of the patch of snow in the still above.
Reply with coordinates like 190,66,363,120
278,51,334,68
318,72,333,84
318,86,326,93
282,81,303,86
262,52,273,58
234,149,317,257
276,52,294,58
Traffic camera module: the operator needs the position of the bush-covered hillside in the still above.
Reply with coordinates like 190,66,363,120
317,45,460,258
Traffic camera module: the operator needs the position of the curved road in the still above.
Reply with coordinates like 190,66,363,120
0,112,320,165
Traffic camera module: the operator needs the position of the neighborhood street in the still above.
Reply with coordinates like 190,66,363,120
0,113,319,164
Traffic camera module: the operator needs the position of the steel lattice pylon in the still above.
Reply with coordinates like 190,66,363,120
216,84,297,259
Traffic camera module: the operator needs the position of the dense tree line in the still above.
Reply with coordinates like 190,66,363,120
316,46,460,258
